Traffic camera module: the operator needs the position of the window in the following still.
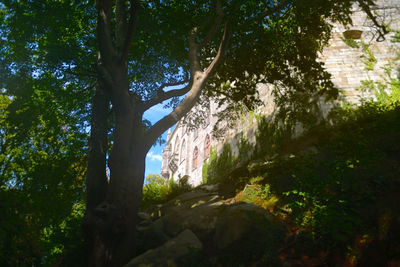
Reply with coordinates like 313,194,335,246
174,136,180,155
180,140,186,163
192,146,198,170
204,134,210,159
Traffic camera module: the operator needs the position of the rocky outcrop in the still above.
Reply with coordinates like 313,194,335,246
125,229,202,267
134,188,287,266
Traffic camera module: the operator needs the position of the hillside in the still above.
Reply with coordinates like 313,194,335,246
138,94,400,266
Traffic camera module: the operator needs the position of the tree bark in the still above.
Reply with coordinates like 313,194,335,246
86,103,146,266
83,80,110,266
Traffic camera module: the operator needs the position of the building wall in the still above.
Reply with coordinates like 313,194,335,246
161,1,400,186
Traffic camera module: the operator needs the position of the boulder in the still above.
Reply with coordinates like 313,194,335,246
214,202,286,265
136,219,170,255
197,183,219,193
125,229,202,267
160,190,221,216
161,198,225,241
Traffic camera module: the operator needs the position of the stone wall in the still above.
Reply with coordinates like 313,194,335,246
161,1,400,186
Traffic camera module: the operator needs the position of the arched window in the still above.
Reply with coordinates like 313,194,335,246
192,146,198,170
204,134,210,159
180,139,186,163
174,136,180,155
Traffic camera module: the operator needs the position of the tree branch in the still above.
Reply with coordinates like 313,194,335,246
144,16,232,151
121,0,140,60
144,28,205,151
205,21,231,75
188,27,202,76
357,0,389,41
115,0,128,51
97,0,116,65
199,0,224,49
142,81,191,111
259,0,290,20
143,77,203,152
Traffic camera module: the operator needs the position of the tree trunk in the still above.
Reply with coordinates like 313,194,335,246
104,105,146,266
83,82,110,266
85,85,147,266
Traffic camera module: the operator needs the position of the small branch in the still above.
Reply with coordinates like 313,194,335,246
259,0,290,20
142,81,191,111
357,0,389,41
143,80,202,152
65,66,97,78
205,21,231,75
236,0,291,28
83,81,97,92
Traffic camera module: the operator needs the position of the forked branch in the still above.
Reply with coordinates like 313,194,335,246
144,16,232,151
142,80,191,111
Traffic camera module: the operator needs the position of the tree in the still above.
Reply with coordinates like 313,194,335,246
0,0,389,266
0,1,93,265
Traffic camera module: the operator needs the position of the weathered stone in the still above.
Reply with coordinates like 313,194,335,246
197,183,219,192
136,218,170,255
125,229,202,267
214,202,287,265
161,199,225,240
160,190,221,216
137,211,151,221
215,202,286,250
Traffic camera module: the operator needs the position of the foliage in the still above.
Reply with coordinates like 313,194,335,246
141,174,192,209
204,143,236,184
360,42,378,71
254,117,294,159
237,133,253,164
340,36,360,48
0,1,92,265
265,98,400,249
0,89,87,266
235,182,278,211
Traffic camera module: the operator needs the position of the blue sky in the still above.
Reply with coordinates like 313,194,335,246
143,103,174,178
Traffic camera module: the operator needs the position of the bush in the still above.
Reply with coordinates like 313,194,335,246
265,98,400,249
141,174,192,209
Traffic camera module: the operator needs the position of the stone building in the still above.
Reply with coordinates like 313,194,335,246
161,0,400,186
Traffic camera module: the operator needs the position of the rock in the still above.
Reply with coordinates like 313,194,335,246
214,202,286,265
125,229,202,267
161,198,225,241
136,219,170,255
137,212,151,221
137,212,152,227
138,189,225,245
160,190,221,216
197,183,219,192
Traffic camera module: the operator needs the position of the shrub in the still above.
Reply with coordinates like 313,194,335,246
141,174,192,208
